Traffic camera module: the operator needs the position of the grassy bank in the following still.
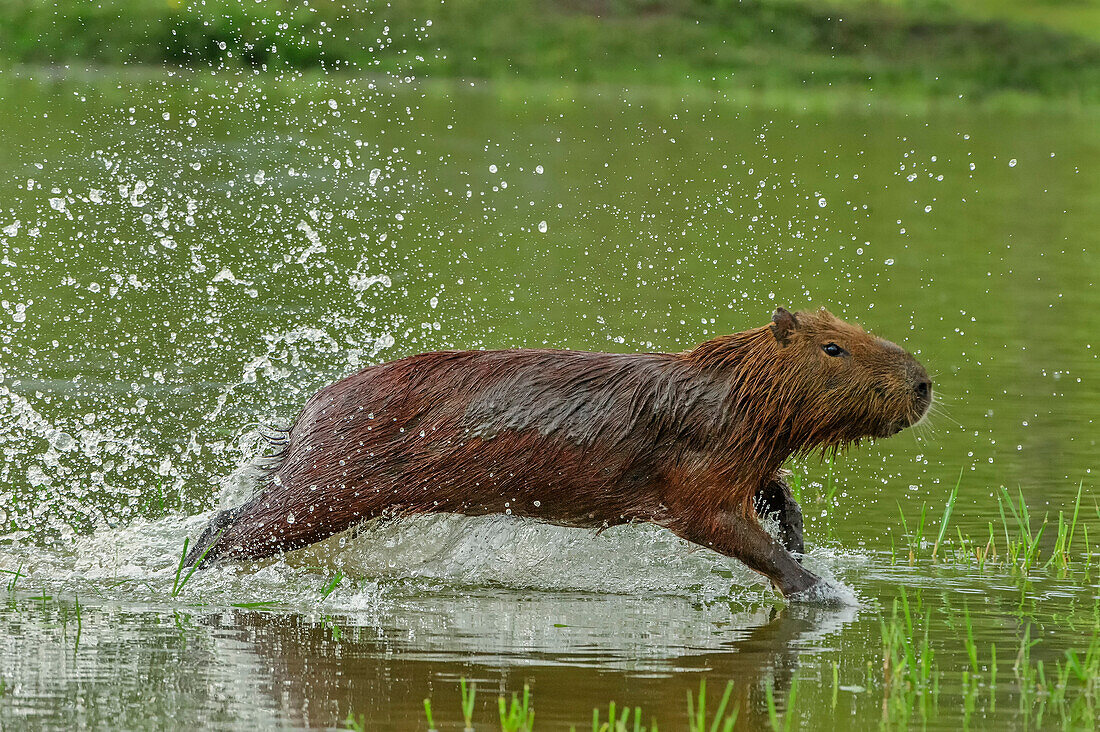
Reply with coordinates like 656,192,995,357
1,1,1100,104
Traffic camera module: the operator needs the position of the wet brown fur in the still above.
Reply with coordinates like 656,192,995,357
186,308,931,597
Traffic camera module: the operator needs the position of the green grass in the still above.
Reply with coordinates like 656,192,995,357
931,468,962,561
878,591,1100,729
687,679,737,732
424,698,438,732
170,531,222,598
377,677,746,732
73,593,82,653
820,0,1100,43
2,0,1100,104
319,570,344,599
893,475,1093,574
0,564,24,592
591,701,653,732
461,677,477,730
499,684,535,732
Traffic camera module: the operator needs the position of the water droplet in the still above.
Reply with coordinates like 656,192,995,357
817,197,827,208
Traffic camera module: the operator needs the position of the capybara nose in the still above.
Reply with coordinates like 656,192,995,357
914,378,931,403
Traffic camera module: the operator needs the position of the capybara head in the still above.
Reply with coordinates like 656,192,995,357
765,307,931,451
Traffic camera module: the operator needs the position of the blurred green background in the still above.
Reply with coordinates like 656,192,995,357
2,0,1100,105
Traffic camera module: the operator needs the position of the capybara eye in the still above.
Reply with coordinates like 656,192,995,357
823,343,844,357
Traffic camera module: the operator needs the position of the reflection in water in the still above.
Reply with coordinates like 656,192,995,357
0,592,856,730
2,509,860,729
229,602,858,729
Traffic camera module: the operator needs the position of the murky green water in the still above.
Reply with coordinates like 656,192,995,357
1,69,1098,729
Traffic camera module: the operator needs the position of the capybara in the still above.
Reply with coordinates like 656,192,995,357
184,307,931,598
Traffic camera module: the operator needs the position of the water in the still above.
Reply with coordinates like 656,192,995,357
1,67,1098,729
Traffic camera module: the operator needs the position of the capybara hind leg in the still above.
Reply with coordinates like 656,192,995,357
216,508,339,561
190,490,363,563
755,477,805,556
672,511,820,598
182,504,251,566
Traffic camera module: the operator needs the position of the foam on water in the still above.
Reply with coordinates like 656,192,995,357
285,513,849,603
308,514,760,596
27,506,855,613
2,505,859,614
788,575,860,606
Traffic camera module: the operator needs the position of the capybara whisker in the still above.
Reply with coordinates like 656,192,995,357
183,307,931,600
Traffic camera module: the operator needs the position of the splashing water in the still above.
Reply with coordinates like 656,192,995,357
1,2,1099,729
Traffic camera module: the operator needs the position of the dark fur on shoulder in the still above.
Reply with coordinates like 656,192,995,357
183,307,931,598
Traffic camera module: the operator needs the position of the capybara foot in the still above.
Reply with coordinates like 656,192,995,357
774,565,822,598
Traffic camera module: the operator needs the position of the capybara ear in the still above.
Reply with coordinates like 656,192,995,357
770,307,799,346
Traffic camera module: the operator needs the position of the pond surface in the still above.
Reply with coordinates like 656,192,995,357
0,70,1098,729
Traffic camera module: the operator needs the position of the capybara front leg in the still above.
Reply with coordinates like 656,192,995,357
755,476,805,556
672,511,820,598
